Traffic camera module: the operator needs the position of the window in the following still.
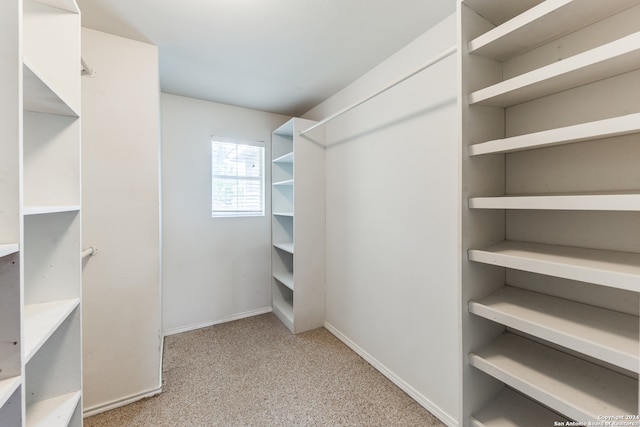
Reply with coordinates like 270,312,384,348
211,138,265,217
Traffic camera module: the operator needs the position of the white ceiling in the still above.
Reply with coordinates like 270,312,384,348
76,0,456,116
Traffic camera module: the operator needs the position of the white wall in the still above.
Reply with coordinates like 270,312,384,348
81,28,162,415
161,93,288,334
304,14,459,426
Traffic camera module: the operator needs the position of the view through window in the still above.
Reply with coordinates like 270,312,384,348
211,138,265,217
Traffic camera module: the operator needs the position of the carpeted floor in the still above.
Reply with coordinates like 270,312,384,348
84,313,446,427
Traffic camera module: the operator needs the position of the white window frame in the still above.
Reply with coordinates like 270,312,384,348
211,136,265,218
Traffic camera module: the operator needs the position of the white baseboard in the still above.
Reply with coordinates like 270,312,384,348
324,321,458,427
83,386,163,418
163,307,273,336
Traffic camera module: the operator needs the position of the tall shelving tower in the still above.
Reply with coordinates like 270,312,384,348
271,118,325,334
0,0,83,426
459,0,640,425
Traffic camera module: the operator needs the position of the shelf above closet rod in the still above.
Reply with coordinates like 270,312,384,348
299,44,457,136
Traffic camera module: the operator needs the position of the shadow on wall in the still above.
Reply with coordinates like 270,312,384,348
324,96,456,149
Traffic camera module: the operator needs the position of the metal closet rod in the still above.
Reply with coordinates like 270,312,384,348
82,246,98,258
299,44,458,136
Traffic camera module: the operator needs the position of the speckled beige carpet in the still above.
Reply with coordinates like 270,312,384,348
84,313,446,427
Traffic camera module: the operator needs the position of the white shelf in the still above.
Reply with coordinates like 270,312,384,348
0,244,19,258
273,212,294,217
469,193,640,211
469,286,639,372
23,61,79,117
272,179,294,186
272,152,293,164
23,299,79,362
468,0,638,61
26,391,80,427
470,388,568,427
273,242,294,254
470,333,638,421
31,0,80,14
469,113,640,155
273,272,294,291
469,31,640,107
469,240,640,292
22,205,80,216
0,377,21,409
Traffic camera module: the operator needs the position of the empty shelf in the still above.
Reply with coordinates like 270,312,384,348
24,299,79,362
469,32,640,107
469,286,639,372
0,243,19,258
273,272,294,291
0,377,21,409
272,179,293,186
23,205,81,216
468,241,640,292
273,120,294,137
31,0,80,14
26,391,81,427
272,152,294,163
470,333,638,421
468,0,638,61
273,212,294,217
469,193,640,211
471,387,568,427
273,242,294,254
23,61,79,117
469,113,640,155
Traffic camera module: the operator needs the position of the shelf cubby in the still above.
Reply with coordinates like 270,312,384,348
272,280,294,332
469,286,639,372
23,211,81,304
471,388,568,427
23,112,80,209
468,240,640,292
23,62,78,117
25,307,81,425
23,0,80,114
469,31,640,107
23,298,80,362
26,391,81,427
470,333,638,421
0,387,21,426
0,378,21,411
0,252,21,392
273,272,294,291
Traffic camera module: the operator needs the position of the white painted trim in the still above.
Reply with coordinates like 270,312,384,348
83,386,162,418
162,307,273,337
324,322,459,427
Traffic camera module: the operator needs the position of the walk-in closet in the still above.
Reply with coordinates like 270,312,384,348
0,0,638,426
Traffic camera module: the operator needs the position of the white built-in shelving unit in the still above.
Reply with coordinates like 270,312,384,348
459,0,640,425
271,118,325,334
0,0,82,425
